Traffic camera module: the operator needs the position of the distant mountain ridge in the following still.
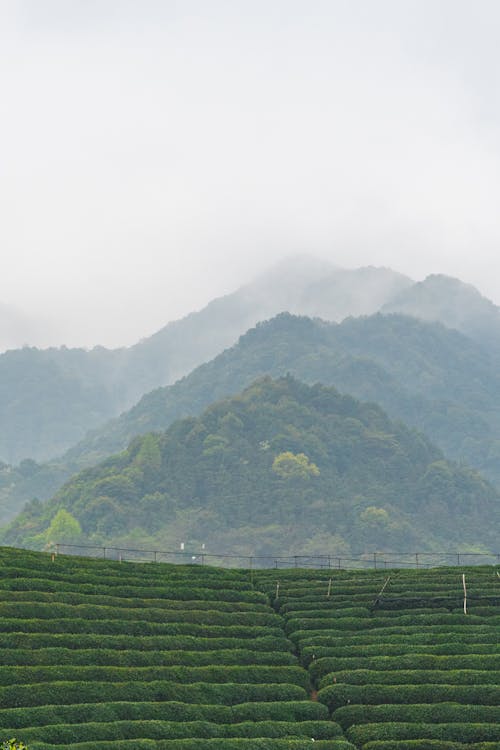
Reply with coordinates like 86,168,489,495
2,256,500,466
383,274,500,348
0,257,410,464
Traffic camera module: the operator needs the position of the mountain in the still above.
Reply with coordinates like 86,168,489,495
382,274,500,350
6,377,498,555
4,310,500,528
64,312,500,485
0,257,412,465
4,257,500,468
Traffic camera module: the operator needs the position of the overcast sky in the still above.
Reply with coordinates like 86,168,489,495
1,0,500,349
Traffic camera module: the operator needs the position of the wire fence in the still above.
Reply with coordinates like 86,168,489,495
53,543,500,570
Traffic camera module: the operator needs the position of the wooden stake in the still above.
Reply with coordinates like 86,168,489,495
462,573,467,615
372,576,391,608
327,578,332,598
275,581,280,600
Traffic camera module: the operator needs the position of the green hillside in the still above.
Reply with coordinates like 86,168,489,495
0,546,498,749
0,259,408,466
64,312,500,487
5,377,498,554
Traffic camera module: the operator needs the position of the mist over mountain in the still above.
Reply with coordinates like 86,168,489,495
382,274,500,349
2,256,500,470
7,377,497,555
0,303,44,352
0,257,410,464
64,312,500,486
3,308,500,532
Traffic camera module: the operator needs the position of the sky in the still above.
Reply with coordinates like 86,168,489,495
1,0,500,349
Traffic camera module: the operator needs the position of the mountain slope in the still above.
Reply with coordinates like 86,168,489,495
3,310,500,529
66,312,500,485
382,274,500,349
0,257,412,464
7,377,498,554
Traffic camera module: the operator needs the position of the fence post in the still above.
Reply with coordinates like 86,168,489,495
103,547,106,560
373,552,377,569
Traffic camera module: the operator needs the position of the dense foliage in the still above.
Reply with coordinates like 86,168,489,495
4,308,500,529
0,260,409,466
256,564,500,749
0,547,353,750
63,312,500,488
0,547,498,749
5,376,498,554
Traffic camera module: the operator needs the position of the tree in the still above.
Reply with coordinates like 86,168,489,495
272,451,320,480
45,509,82,546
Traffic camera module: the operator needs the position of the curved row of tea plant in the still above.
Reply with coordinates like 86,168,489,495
0,548,352,750
256,565,500,749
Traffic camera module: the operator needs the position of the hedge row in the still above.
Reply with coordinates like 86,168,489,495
333,703,500,730
0,589,270,613
281,607,371,619
0,699,329,729
5,719,344,744
0,617,283,638
23,740,357,750
0,664,310,690
318,683,500,711
286,614,500,635
293,624,499,645
0,632,292,653
0,556,250,584
318,669,500,689
300,642,494,665
0,647,297,668
0,566,252,591
0,602,281,627
296,629,498,649
0,681,308,709
310,653,500,680
279,600,375,613
361,742,499,750
0,699,328,729
284,608,450,622
0,579,266,603
346,722,500,744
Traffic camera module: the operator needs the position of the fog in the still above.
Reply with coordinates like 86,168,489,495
1,0,500,349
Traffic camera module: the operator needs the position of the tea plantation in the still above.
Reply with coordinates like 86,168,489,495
0,547,498,749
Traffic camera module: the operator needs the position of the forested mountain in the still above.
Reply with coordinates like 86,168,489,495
65,313,500,487
382,274,500,350
3,310,500,529
0,258,410,464
6,377,497,555
2,256,500,467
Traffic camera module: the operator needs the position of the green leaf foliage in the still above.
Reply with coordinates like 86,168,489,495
6,376,499,553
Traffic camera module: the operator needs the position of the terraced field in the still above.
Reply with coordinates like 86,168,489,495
256,565,500,750
0,548,351,750
0,547,498,749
